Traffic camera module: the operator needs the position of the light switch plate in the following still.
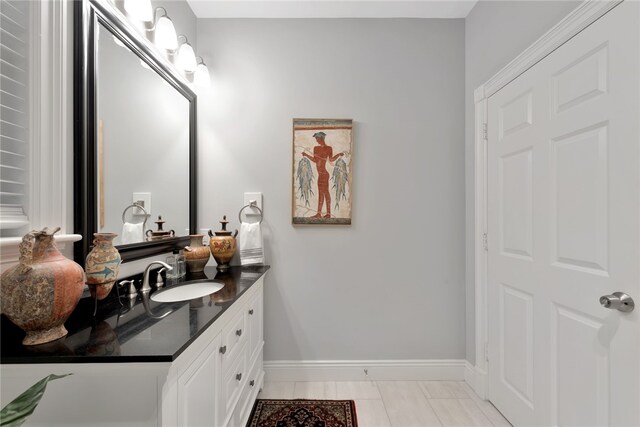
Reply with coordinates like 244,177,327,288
243,192,262,216
133,192,151,216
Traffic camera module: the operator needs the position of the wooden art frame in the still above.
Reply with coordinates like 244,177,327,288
292,118,353,225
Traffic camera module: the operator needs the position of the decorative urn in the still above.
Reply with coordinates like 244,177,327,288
208,216,237,272
184,234,210,273
85,233,121,300
0,227,85,345
145,216,175,241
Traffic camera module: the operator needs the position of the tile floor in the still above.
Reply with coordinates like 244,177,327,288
258,380,511,427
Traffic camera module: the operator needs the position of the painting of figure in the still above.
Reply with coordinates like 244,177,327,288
292,119,353,225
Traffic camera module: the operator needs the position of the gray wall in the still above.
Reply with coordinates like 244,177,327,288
197,19,466,360
464,0,581,364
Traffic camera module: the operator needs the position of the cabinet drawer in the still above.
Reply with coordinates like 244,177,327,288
220,309,246,370
235,351,263,427
220,341,248,425
246,287,263,363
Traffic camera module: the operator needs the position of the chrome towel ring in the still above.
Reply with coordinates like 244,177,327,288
122,202,149,230
238,201,263,224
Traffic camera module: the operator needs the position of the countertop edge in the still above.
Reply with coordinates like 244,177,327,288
1,266,269,364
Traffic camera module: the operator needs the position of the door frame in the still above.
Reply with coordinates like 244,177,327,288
469,0,622,400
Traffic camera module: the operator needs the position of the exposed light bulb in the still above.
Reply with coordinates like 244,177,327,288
154,15,178,51
124,0,153,22
194,62,211,88
177,42,197,73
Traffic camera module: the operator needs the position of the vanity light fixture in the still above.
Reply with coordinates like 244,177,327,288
176,35,197,73
149,7,178,51
194,57,211,88
124,0,153,22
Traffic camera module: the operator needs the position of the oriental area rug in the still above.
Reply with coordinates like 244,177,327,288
246,399,358,427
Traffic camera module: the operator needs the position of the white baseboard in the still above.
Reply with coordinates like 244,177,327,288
464,362,488,400
264,359,467,382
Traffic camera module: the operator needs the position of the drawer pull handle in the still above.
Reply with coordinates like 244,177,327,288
219,346,227,354
250,380,255,387
236,329,242,337
236,373,242,381
249,309,254,315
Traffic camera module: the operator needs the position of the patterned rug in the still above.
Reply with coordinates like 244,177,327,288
247,399,358,427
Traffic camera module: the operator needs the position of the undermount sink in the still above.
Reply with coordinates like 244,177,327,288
151,280,224,303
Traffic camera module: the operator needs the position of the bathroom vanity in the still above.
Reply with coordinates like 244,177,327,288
0,266,268,427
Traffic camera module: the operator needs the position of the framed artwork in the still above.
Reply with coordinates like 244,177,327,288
292,118,353,225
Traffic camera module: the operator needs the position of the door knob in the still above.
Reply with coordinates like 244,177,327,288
599,292,634,312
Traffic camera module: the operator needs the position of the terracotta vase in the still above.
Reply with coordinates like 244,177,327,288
0,227,85,345
184,234,210,273
208,216,237,272
85,233,121,300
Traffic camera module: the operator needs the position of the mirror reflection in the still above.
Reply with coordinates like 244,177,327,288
97,23,190,246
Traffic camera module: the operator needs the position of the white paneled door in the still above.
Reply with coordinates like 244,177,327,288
487,2,639,426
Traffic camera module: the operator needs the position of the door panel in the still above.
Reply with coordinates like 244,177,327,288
499,148,534,259
500,284,534,407
550,123,609,274
487,2,639,425
552,305,608,426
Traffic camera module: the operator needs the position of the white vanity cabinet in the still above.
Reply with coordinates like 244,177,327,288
0,276,265,427
172,277,265,427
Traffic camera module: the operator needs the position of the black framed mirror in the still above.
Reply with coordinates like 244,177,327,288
74,0,197,265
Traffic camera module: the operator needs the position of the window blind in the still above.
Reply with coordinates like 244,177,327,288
0,0,29,233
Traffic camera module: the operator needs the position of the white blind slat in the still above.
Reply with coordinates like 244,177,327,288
0,0,29,234
1,106,26,126
4,0,27,15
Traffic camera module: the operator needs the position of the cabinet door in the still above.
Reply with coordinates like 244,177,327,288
177,332,222,427
247,282,263,363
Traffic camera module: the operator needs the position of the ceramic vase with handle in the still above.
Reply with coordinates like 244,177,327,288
85,233,121,300
0,227,85,345
208,216,237,272
184,234,210,273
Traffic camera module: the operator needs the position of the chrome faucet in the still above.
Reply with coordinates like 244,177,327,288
141,261,172,293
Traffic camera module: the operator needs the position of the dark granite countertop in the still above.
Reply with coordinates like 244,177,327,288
1,265,269,364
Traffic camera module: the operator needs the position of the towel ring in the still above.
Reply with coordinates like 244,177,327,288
238,202,263,224
122,202,149,230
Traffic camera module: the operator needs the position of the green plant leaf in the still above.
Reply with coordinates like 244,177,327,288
0,373,72,427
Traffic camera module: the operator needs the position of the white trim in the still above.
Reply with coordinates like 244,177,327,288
30,0,70,232
186,0,479,19
0,234,82,248
483,0,621,98
263,359,467,382
473,0,619,403
1,0,72,269
473,87,488,378
464,361,488,400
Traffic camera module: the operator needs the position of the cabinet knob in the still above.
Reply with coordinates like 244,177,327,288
219,345,227,354
249,380,255,387
249,309,254,315
236,373,242,381
236,329,242,337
